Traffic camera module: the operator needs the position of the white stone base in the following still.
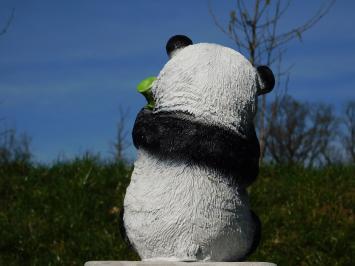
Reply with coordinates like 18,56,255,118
85,262,276,266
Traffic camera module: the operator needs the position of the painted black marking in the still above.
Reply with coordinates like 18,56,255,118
257,65,275,95
166,35,193,57
132,108,260,187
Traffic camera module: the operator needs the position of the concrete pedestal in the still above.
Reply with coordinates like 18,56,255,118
85,262,276,266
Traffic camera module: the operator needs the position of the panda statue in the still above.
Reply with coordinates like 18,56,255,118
122,35,275,262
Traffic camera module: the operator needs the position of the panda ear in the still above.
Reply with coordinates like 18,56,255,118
257,66,275,95
166,35,193,58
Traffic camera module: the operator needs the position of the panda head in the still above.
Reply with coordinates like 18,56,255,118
151,35,275,137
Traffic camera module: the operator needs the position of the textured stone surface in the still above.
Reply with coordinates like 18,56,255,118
85,262,276,266
123,38,275,261
153,43,259,134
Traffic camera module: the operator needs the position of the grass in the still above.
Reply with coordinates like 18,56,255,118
0,155,138,265
249,165,355,265
0,158,354,265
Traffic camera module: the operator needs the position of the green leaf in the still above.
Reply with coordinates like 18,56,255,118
137,76,157,93
137,76,157,109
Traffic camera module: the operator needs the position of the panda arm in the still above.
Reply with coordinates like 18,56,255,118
132,109,260,187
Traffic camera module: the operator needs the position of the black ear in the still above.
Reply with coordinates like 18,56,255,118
166,35,193,58
257,66,275,95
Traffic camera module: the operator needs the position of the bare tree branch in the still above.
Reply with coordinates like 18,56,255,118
209,0,335,163
342,101,355,163
265,95,338,166
112,106,130,162
0,128,32,165
0,8,15,37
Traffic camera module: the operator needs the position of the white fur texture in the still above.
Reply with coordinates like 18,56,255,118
152,43,258,137
124,150,255,261
124,43,259,261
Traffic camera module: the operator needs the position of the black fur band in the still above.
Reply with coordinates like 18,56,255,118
132,108,260,187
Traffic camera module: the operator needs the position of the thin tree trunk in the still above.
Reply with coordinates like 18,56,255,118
259,94,267,162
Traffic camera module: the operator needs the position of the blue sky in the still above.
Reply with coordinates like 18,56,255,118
0,0,354,163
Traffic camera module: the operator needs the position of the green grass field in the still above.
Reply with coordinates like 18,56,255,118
0,157,354,265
